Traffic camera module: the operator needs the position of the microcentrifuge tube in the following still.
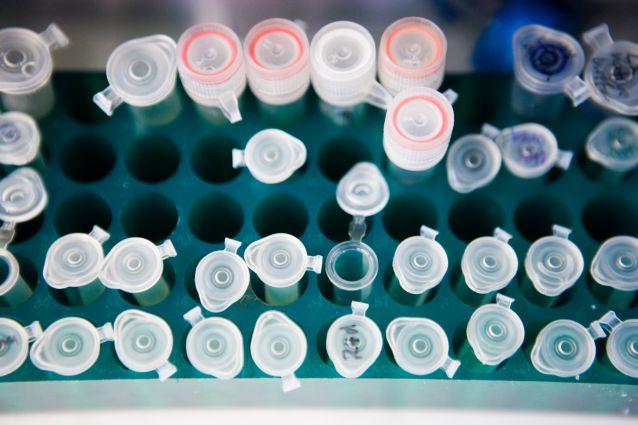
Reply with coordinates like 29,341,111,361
466,294,525,366
195,238,249,313
378,17,447,95
326,301,382,378
482,122,572,179
0,167,48,224
386,317,459,377
176,23,246,123
531,311,617,379
310,21,391,109
591,236,638,292
100,237,177,306
184,306,244,379
461,228,518,294
244,18,310,105
0,23,69,118
511,25,585,120
524,225,584,298
0,247,33,307
392,225,448,297
114,309,176,381
605,316,638,378
446,133,502,193
0,111,41,166
565,24,638,116
585,117,638,174
244,233,322,306
336,162,389,217
43,225,110,305
94,35,178,118
30,317,113,376
232,129,306,184
250,310,306,392
0,319,42,377
384,87,457,172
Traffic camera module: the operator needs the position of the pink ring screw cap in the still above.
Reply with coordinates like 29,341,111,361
177,23,246,123
244,18,310,105
383,87,457,172
378,17,447,95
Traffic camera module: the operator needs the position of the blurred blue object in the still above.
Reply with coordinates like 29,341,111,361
473,0,572,72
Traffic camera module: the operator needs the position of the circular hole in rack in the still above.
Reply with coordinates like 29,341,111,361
63,75,110,125
253,193,308,237
514,194,572,241
54,192,112,235
318,198,373,242
10,214,45,244
191,136,241,183
318,137,372,182
449,194,504,242
188,193,243,243
60,135,116,183
126,135,180,183
383,193,438,241
121,193,178,242
583,195,638,242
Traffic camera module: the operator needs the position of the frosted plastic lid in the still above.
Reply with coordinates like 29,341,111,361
177,22,243,84
250,310,306,392
0,112,41,166
0,249,20,297
100,238,176,293
393,225,448,294
232,129,306,184
467,294,525,365
386,317,459,377
446,133,502,193
0,167,48,224
43,225,110,289
244,233,322,288
513,25,584,95
585,117,638,172
195,238,249,313
378,17,447,94
531,315,611,378
114,309,176,380
336,162,389,217
0,319,42,377
30,317,113,376
184,307,243,379
483,123,572,179
607,319,638,378
326,302,382,378
0,24,69,95
525,225,584,297
94,35,177,115
244,18,309,80
591,236,638,291
461,228,518,294
581,24,638,115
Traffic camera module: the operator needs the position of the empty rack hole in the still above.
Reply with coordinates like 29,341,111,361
253,193,308,237
582,195,638,242
449,194,504,242
318,137,372,182
515,194,571,241
54,192,112,235
188,193,243,243
191,136,241,183
60,135,116,183
121,193,178,242
319,198,372,242
126,135,180,183
383,194,438,241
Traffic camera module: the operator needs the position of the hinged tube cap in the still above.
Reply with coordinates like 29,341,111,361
0,111,41,166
